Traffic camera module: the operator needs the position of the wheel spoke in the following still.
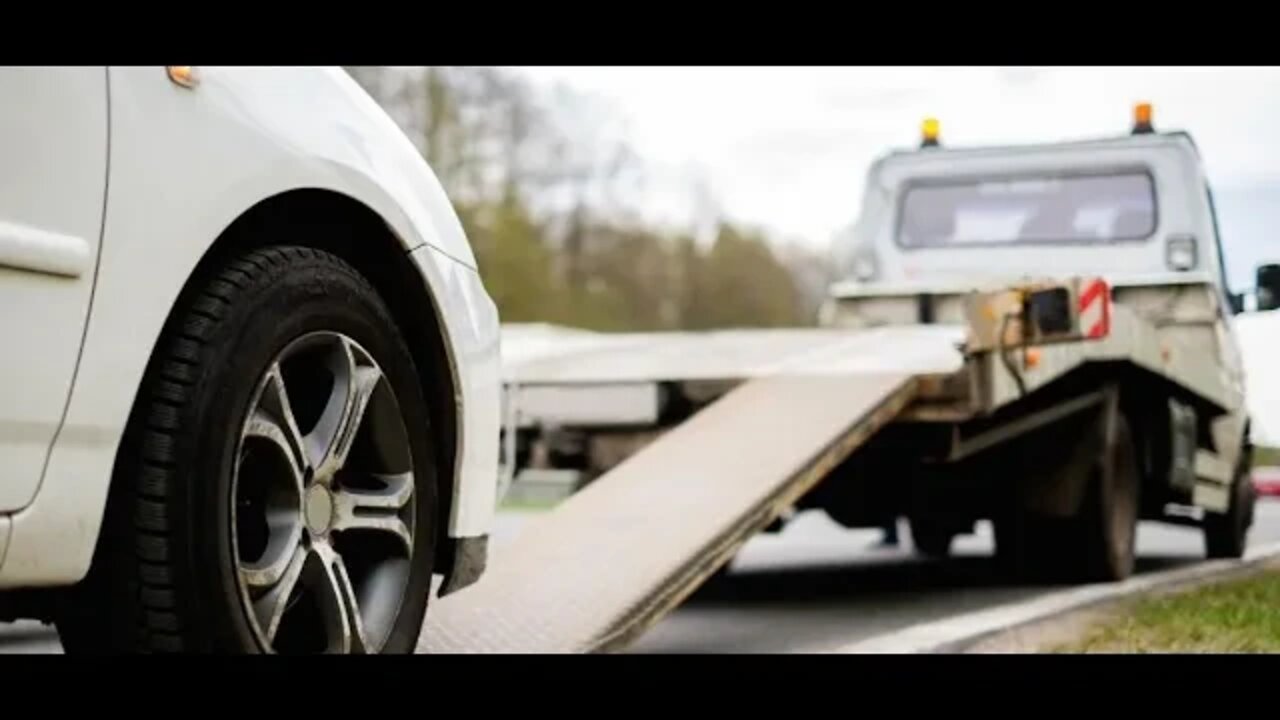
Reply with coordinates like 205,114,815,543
241,412,305,498
312,543,370,653
331,553,370,654
248,543,309,644
250,364,308,477
307,340,381,482
332,472,414,554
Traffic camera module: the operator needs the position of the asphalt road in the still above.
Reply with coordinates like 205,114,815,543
5,500,1279,654
628,500,1280,653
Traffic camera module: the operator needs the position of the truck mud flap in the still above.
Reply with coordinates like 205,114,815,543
417,372,917,653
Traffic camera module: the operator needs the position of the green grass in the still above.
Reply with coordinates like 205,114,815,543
1053,567,1280,653
1255,445,1280,467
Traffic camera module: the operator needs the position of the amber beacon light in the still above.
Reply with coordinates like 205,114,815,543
1132,102,1154,134
921,117,940,148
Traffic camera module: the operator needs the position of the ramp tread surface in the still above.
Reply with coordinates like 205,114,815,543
417,372,916,653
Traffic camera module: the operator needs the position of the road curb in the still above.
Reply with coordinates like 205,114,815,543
830,540,1280,654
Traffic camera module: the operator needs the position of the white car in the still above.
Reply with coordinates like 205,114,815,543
0,67,502,653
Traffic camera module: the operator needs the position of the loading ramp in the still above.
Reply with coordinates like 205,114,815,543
418,372,917,653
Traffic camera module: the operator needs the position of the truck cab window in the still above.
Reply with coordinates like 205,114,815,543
897,170,1157,248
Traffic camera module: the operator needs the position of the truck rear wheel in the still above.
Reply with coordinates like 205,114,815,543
1060,408,1141,583
992,511,1069,582
908,517,955,558
994,402,1139,584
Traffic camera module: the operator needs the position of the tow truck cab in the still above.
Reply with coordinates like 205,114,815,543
825,104,1273,321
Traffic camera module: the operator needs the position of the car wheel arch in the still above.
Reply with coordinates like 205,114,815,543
126,187,462,559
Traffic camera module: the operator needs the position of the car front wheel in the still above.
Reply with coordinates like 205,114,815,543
57,245,438,654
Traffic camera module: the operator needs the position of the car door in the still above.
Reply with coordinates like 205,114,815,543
0,67,109,512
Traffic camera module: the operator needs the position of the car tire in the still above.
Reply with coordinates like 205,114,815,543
56,245,438,654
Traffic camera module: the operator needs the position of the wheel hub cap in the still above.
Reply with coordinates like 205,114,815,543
304,485,335,536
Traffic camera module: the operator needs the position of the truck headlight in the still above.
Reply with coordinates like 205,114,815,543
850,248,879,282
1166,235,1197,271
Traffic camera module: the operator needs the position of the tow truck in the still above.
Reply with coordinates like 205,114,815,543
416,103,1280,654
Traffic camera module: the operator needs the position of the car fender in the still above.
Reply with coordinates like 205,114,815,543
0,66,500,587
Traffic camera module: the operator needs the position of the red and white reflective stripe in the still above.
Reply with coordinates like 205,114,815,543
1078,277,1111,339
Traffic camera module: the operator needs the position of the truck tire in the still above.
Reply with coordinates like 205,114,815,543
994,405,1140,584
908,517,955,558
992,511,1066,582
55,246,438,654
1203,453,1255,559
1073,411,1140,582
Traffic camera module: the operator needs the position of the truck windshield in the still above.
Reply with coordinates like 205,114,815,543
896,170,1157,248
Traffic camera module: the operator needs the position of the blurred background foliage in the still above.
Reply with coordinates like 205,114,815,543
344,66,829,331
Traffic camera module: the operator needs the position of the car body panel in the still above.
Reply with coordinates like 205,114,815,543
409,246,501,538
0,67,109,513
0,66,499,587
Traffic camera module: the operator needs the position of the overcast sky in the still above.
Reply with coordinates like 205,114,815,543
512,66,1280,444
515,66,1280,287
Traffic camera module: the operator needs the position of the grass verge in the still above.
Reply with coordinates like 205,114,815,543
1051,564,1280,653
